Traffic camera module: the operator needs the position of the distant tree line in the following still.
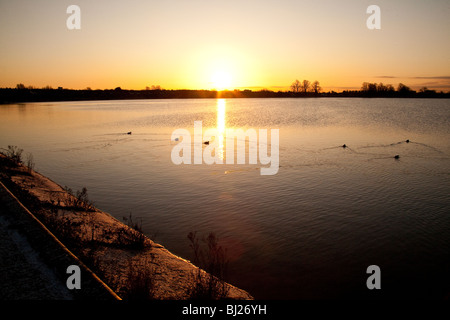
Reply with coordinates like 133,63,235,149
348,82,445,98
359,82,415,97
290,79,322,96
0,81,448,104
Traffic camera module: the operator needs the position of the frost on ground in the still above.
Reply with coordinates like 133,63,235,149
0,154,252,300
0,212,73,300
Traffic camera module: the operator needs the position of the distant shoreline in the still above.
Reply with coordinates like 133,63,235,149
1,87,449,104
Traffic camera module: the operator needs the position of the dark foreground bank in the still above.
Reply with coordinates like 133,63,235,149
0,153,252,300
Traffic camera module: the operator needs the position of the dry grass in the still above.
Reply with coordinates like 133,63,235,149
0,149,253,300
187,231,230,300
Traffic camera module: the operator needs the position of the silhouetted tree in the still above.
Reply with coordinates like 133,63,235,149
361,82,370,91
368,83,377,92
311,80,321,94
145,85,162,90
397,83,411,93
290,79,301,93
361,82,377,93
302,80,310,93
16,83,26,90
418,87,436,96
377,82,387,92
376,83,394,96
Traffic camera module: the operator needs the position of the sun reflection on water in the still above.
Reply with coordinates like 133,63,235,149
217,99,226,161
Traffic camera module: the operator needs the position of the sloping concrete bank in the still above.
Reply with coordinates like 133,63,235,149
0,154,253,300
0,181,120,300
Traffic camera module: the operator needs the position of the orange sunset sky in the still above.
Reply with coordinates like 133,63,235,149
0,0,449,92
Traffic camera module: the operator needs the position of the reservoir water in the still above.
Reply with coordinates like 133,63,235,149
1,98,449,299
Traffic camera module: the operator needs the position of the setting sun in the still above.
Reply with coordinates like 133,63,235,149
210,70,232,91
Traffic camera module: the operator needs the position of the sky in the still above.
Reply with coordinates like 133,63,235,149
0,0,449,92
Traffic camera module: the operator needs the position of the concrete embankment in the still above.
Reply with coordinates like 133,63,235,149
0,154,252,300
0,180,120,300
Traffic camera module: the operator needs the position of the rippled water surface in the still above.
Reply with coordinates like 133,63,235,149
1,98,449,299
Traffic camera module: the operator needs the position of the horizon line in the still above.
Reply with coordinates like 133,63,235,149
3,85,450,93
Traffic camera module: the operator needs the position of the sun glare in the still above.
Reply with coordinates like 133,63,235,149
211,70,232,90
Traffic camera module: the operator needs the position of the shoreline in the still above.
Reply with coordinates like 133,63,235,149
0,153,252,300
1,87,449,104
0,180,120,300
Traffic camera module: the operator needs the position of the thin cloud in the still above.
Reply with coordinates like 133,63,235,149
375,76,397,79
410,76,450,80
375,75,450,80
